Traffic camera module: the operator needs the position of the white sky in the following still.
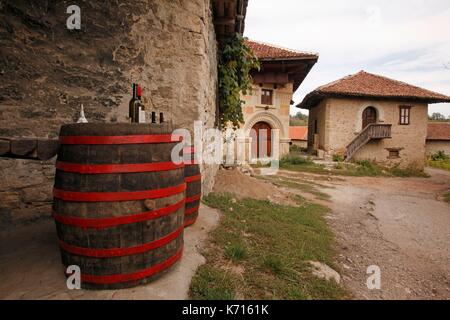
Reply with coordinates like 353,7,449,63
244,0,450,117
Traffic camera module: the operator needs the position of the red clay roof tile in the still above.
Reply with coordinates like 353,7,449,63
246,40,318,60
427,123,450,141
298,71,450,109
289,126,308,140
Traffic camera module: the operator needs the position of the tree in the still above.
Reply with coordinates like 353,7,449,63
290,112,309,126
429,112,446,121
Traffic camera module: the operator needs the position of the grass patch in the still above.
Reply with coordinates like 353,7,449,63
189,193,346,300
260,176,331,200
444,192,450,203
190,265,236,300
428,160,450,171
279,155,330,175
225,243,247,261
262,255,284,275
280,155,428,178
332,154,345,162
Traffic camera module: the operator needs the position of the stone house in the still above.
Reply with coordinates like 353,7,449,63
298,71,450,169
426,123,450,156
0,0,247,224
289,126,308,149
237,40,317,162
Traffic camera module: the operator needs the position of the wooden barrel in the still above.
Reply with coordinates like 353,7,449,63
183,146,201,227
52,123,185,290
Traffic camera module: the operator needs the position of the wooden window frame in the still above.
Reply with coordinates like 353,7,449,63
386,147,403,159
261,89,273,105
399,106,411,125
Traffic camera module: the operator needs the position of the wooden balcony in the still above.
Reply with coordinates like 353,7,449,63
345,124,392,161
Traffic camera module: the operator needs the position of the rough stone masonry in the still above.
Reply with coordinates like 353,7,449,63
0,0,219,225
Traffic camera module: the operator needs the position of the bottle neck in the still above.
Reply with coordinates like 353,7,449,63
137,85,142,101
132,83,137,99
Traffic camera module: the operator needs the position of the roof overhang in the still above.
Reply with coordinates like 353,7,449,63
252,56,318,92
298,92,450,110
213,0,248,40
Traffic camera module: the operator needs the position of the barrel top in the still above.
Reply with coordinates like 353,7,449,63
60,123,174,137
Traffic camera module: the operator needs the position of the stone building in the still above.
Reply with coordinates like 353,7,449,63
289,126,308,149
0,0,247,225
298,71,450,169
238,40,318,161
426,123,450,156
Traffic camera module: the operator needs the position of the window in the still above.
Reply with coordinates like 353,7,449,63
386,148,402,159
399,106,411,125
261,89,273,105
389,150,400,158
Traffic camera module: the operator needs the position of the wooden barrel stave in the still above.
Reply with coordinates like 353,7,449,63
57,144,176,165
183,146,201,227
53,123,184,289
54,169,184,192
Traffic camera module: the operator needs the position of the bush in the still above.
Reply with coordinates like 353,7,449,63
390,166,429,178
280,155,313,166
430,150,449,161
289,144,301,153
354,160,383,176
332,154,344,162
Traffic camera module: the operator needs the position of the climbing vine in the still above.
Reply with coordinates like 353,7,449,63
218,34,260,129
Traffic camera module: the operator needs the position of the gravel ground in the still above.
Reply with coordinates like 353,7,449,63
282,168,450,300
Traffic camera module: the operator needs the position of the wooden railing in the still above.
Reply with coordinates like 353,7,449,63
345,124,392,161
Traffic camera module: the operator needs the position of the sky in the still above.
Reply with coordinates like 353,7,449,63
244,0,450,117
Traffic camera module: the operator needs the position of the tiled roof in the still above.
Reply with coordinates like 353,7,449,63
298,71,450,109
289,126,308,140
427,123,450,141
246,40,318,60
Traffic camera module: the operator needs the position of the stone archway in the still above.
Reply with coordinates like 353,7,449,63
355,104,385,133
251,121,272,158
244,112,287,138
243,112,287,161
362,106,378,129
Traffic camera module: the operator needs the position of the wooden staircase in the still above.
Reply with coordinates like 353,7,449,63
345,124,392,161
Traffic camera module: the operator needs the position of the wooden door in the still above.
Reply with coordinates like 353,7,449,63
362,107,377,130
251,122,272,159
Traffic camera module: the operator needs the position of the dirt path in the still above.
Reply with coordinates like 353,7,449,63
0,204,219,300
279,168,450,300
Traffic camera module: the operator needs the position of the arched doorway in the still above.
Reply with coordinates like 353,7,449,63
251,122,272,159
362,106,377,129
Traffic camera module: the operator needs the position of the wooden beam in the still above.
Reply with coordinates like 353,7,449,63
214,17,235,26
0,137,59,160
0,139,10,155
37,139,60,160
252,73,290,85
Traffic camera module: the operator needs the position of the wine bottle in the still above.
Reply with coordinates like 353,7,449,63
137,85,146,123
128,83,138,123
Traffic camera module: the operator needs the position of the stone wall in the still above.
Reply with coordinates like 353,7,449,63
307,99,328,150
309,97,428,168
238,83,293,161
0,0,218,225
426,140,450,156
